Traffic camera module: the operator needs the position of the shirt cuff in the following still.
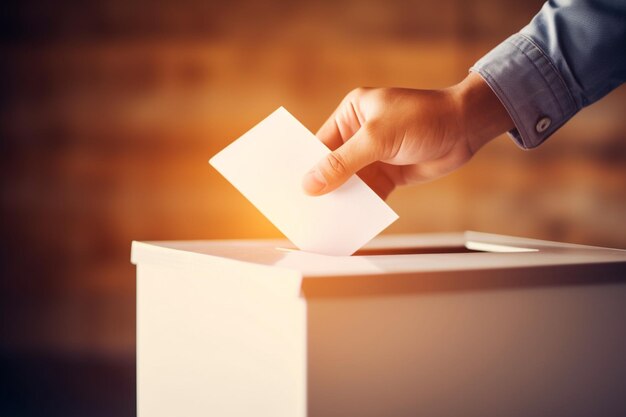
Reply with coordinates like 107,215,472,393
470,33,579,149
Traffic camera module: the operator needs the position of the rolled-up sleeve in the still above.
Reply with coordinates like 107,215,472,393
471,0,626,149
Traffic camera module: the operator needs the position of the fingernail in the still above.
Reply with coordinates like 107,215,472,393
302,169,326,194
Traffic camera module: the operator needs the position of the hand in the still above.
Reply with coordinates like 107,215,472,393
302,72,514,199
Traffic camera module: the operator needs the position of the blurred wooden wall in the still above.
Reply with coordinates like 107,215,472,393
1,0,625,357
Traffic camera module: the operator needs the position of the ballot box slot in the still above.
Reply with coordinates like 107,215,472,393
353,246,481,256
353,241,537,256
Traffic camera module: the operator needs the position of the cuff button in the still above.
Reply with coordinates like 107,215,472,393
536,117,551,133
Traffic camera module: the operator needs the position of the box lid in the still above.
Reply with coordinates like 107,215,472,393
131,232,626,297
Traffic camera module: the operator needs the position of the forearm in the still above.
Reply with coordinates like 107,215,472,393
471,0,626,149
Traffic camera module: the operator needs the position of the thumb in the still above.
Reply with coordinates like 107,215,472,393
302,126,379,195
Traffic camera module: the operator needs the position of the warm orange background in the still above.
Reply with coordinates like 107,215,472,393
1,1,625,413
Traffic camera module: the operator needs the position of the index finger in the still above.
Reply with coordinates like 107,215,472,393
315,108,344,151
315,93,364,151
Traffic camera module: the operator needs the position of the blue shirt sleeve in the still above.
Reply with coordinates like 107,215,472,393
470,0,626,149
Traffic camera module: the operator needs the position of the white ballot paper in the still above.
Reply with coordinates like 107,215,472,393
209,107,398,256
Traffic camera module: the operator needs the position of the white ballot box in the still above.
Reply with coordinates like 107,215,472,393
131,232,626,417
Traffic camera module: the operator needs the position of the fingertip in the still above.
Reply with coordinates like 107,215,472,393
302,169,327,195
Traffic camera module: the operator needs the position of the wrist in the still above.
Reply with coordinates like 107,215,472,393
448,72,514,154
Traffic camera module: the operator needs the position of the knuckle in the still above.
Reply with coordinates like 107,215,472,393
348,87,369,99
373,87,395,103
350,87,364,96
325,152,348,177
